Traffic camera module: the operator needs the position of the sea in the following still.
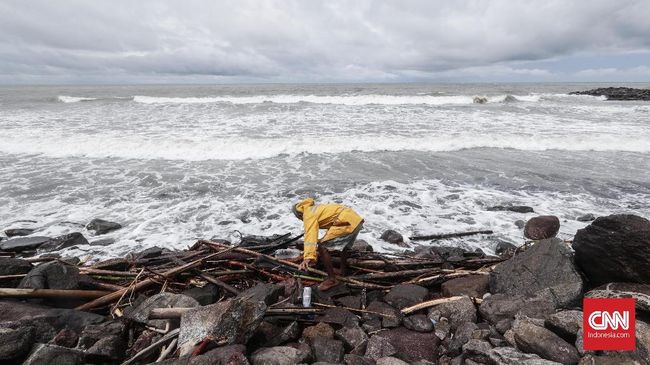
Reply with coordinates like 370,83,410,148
1,83,649,259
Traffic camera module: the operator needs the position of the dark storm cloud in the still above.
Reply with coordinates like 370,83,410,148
1,0,649,83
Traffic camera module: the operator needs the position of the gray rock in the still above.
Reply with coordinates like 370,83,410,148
0,236,51,252
182,284,219,305
336,295,362,309
319,307,359,326
487,205,534,213
403,314,434,333
251,346,310,365
126,292,199,329
0,326,34,360
311,337,345,363
441,275,489,298
514,220,526,229
462,339,492,363
576,213,595,222
376,357,409,365
351,240,373,252
524,216,560,240
380,230,406,246
375,327,439,363
365,301,402,328
513,319,580,365
449,321,479,356
303,322,335,343
433,318,451,340
578,352,646,365
77,321,126,350
384,284,428,309
178,297,266,355
490,238,583,308
237,283,284,305
544,310,582,342
23,344,85,365
0,301,103,334
38,232,89,252
0,257,32,282
157,345,249,365
335,324,368,350
428,296,476,330
636,319,650,361
86,218,122,235
4,228,35,237
488,346,562,365
585,282,650,312
344,354,374,365
19,261,80,289
85,335,126,362
365,335,397,361
51,329,78,348
572,214,650,286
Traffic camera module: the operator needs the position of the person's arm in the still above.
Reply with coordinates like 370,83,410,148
302,210,319,262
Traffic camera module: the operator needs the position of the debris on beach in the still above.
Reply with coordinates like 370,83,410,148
0,214,649,364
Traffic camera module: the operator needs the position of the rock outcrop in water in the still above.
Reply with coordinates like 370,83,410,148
569,87,650,100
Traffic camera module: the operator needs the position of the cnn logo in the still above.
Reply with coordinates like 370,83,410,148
583,298,635,351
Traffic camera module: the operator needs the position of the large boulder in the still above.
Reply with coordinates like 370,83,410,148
479,294,555,333
4,228,35,237
0,326,34,361
573,214,650,286
178,297,266,355
513,318,580,365
441,275,489,298
0,257,32,286
380,230,406,246
19,261,80,290
237,283,283,305
311,337,345,363
375,327,440,363
22,343,85,365
544,310,583,343
585,282,650,312
86,218,122,235
37,232,89,252
524,216,560,240
428,296,476,331
0,236,51,252
490,238,583,307
0,301,104,333
384,284,428,309
126,292,200,329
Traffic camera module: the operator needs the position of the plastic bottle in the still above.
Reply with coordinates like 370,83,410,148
302,287,312,307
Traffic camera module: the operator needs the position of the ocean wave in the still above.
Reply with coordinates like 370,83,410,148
57,95,98,103
133,94,542,105
1,133,648,161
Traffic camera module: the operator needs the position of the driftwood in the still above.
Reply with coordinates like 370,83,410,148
122,328,180,365
409,230,494,241
0,288,110,299
401,296,483,315
148,306,322,320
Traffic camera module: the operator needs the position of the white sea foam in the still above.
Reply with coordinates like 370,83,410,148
133,94,542,105
57,95,98,103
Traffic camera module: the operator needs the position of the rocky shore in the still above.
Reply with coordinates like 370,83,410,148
1,214,649,365
569,87,650,101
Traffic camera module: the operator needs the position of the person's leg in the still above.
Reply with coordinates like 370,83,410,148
340,248,349,276
317,245,340,291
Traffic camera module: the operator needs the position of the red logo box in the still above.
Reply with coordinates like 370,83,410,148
583,298,636,351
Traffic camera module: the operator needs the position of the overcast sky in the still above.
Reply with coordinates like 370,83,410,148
1,0,649,84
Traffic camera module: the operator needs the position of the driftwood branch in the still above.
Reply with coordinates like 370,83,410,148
0,288,110,299
122,328,180,365
409,230,494,241
401,296,483,315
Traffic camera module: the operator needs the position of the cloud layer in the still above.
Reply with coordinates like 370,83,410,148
1,0,650,83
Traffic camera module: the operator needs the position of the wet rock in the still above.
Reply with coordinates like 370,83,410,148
134,246,165,259
365,301,402,328
441,275,489,298
479,294,555,332
127,292,200,329
251,346,310,365
85,335,126,362
0,301,103,332
636,319,650,361
384,284,428,309
159,345,250,365
319,307,359,326
38,232,89,252
433,318,451,340
428,296,476,330
77,321,126,350
89,237,115,246
572,214,650,286
576,213,595,222
487,205,534,213
578,352,646,365
351,240,373,252
178,297,266,355
251,321,300,348
335,324,368,350
488,346,561,365
365,335,397,361
513,318,580,365
86,218,122,235
403,314,434,333
311,337,345,363
379,327,440,363
23,343,85,365
4,228,35,237
91,257,130,271
524,216,560,240
514,220,526,229
0,326,34,361
544,310,583,343
462,339,492,363
336,295,361,309
237,283,284,305
303,322,335,343
380,230,406,246
0,236,51,252
19,261,80,290
585,282,650,312
182,284,220,305
344,354,375,365
569,87,650,101
495,240,517,256
51,329,78,348
448,321,479,356
0,257,32,283
490,238,583,307
376,357,409,365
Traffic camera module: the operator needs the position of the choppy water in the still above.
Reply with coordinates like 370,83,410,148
1,83,649,258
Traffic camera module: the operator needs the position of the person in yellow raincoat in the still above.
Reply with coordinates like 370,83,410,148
293,198,364,291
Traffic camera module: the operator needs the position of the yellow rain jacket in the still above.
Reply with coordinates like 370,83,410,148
294,198,363,262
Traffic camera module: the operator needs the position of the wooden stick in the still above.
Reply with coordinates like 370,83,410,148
0,288,110,299
77,248,232,311
313,302,398,319
409,230,494,241
406,269,488,284
156,338,177,362
0,274,26,280
80,269,139,277
198,272,240,295
122,328,180,365
401,296,483,315
149,306,321,320
349,268,440,281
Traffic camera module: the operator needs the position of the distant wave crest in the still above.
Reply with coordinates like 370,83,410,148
57,95,98,103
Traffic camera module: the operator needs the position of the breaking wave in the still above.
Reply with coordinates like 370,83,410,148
57,96,98,103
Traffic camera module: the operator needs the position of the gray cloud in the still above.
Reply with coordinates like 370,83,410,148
1,0,649,83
